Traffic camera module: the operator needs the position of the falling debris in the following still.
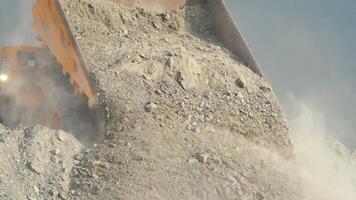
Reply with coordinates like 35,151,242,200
0,0,355,200
195,153,209,164
57,0,297,199
144,102,159,113
235,78,245,88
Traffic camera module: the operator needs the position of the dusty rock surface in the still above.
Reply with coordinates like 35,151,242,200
59,0,299,199
0,125,83,200
60,0,292,152
0,0,355,200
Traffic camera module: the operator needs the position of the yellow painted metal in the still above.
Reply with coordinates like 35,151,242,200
33,0,98,108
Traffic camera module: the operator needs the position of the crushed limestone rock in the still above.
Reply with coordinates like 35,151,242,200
58,0,298,199
0,125,83,200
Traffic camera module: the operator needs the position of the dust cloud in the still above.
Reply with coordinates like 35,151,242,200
224,2,356,197
287,94,356,200
0,0,104,144
0,0,37,46
0,49,104,144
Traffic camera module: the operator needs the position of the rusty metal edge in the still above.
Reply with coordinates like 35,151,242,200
53,0,99,107
209,0,265,78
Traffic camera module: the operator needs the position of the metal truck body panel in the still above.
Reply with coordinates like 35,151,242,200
32,0,263,108
33,0,98,107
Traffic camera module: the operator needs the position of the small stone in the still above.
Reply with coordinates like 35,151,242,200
176,72,185,90
151,21,160,29
206,114,213,121
73,160,80,165
125,142,131,148
195,153,209,164
165,51,173,56
121,29,128,35
260,85,271,92
51,156,60,164
192,126,201,133
27,162,41,175
24,128,32,138
49,189,57,197
213,157,222,165
51,149,60,155
58,192,67,200
188,158,198,164
139,54,147,59
119,117,129,123
237,92,245,100
73,154,82,161
235,78,245,88
145,102,158,112
142,74,152,80
154,90,162,95
33,186,40,194
256,193,265,200
160,13,170,22
57,130,67,142
226,175,238,185
150,186,157,191
167,57,174,67
186,124,192,131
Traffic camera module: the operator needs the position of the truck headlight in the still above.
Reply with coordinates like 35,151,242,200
0,74,9,82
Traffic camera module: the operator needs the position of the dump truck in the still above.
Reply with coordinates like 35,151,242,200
0,45,103,141
0,46,63,129
0,0,263,137
32,0,263,107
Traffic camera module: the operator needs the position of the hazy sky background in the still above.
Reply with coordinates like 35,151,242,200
226,0,356,148
0,0,355,147
0,0,36,46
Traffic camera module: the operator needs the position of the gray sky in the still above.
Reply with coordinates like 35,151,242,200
227,0,356,148
0,0,36,46
1,0,356,147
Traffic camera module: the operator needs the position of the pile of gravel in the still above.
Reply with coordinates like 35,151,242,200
0,125,82,200
57,0,301,199
0,1,354,200
60,0,292,152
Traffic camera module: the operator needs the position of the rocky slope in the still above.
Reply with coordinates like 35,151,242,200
61,0,292,153
59,0,298,199
0,0,356,200
0,125,82,200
